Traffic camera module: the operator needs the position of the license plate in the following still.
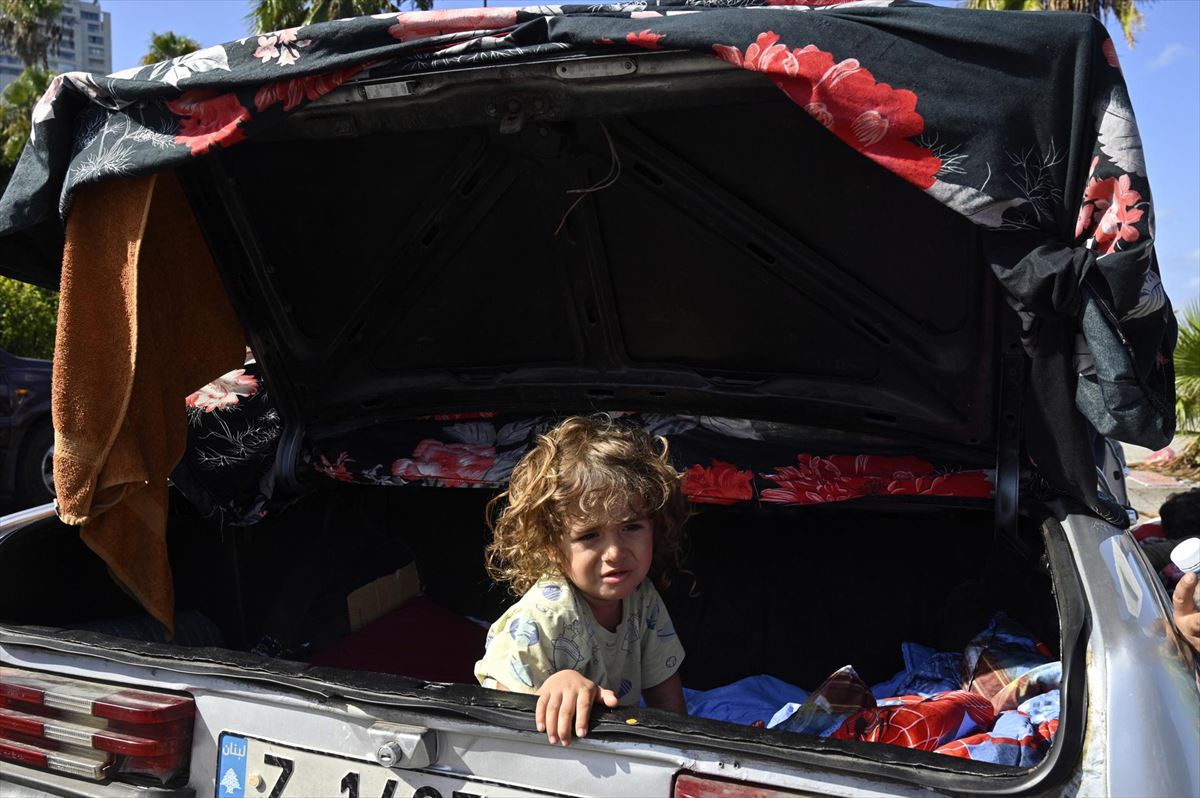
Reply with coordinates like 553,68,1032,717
216,733,533,798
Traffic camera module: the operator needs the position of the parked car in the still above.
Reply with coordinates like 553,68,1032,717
0,346,53,509
0,3,1195,798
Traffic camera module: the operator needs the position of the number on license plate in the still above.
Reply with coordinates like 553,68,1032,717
216,734,504,798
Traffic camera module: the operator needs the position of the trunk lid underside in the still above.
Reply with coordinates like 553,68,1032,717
180,56,998,461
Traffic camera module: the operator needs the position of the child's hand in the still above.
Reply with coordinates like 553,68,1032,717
535,669,619,746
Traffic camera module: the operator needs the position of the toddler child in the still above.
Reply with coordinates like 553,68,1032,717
474,415,689,745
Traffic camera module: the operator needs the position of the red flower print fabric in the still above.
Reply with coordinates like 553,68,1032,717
712,33,940,189
177,351,282,526
760,454,992,506
254,28,309,66
165,89,249,155
0,0,1176,525
317,452,356,482
254,66,364,113
391,439,497,487
683,459,756,505
185,367,260,412
1101,38,1120,70
626,30,667,50
308,414,993,508
387,8,519,43
1075,158,1146,256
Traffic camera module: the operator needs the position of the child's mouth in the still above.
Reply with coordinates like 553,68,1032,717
601,569,631,584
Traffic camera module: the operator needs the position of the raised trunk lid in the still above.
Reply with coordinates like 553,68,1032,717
179,53,999,459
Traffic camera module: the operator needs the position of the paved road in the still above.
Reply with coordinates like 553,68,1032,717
1122,435,1197,520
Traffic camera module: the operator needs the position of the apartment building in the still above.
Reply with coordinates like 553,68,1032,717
0,0,112,92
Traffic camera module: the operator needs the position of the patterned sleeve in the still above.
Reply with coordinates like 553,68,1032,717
474,603,559,694
640,586,685,690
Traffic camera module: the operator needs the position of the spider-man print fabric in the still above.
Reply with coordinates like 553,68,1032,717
684,613,1063,766
0,0,1175,526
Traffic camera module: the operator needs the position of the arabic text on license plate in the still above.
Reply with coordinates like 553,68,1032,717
215,733,528,798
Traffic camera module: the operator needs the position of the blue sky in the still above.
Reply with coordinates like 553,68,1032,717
106,0,1199,309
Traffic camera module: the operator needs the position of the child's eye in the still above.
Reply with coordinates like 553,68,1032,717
575,532,599,542
621,522,647,533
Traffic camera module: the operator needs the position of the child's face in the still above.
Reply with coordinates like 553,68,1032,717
556,514,654,609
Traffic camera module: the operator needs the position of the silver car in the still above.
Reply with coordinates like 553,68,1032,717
1,8,1196,798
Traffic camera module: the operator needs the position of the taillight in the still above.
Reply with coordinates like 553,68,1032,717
0,666,194,785
675,774,812,798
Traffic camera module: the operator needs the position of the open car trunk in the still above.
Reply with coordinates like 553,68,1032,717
0,42,1104,797
0,482,1081,786
1,488,1065,686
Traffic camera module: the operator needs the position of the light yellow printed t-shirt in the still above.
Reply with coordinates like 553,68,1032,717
474,577,684,705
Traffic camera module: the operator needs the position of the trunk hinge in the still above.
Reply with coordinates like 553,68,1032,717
994,347,1024,546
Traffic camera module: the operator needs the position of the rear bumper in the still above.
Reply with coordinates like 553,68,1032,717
7,507,1191,797
0,762,193,798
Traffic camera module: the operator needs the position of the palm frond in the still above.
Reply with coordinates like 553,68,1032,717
1106,0,1146,48
962,0,1037,9
141,31,203,65
0,67,51,167
1174,301,1200,433
963,0,1150,46
246,0,308,35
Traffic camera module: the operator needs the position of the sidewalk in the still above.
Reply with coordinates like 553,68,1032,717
1121,434,1197,519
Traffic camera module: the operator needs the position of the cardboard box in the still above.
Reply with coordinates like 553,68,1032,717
346,562,420,631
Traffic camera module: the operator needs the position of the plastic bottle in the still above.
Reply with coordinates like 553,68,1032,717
1171,538,1200,611
1172,538,1200,575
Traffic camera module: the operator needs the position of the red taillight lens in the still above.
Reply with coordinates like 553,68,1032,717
675,774,813,798
0,732,111,780
0,666,194,785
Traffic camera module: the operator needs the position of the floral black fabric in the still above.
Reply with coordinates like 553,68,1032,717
306,412,996,509
176,401,996,522
0,0,1175,523
173,349,282,524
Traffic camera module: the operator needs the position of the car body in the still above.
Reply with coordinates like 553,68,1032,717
0,498,1196,798
0,346,54,508
0,2,1195,797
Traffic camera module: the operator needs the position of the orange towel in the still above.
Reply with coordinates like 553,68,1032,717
53,171,245,636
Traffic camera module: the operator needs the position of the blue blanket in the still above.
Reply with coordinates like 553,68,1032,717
684,614,1062,766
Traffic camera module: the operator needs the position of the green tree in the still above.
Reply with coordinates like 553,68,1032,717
140,30,202,65
1176,302,1200,434
0,0,60,168
0,67,51,167
0,0,64,69
246,0,428,35
963,0,1147,47
0,276,58,360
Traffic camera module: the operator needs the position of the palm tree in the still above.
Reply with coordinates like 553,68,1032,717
0,0,64,69
140,31,203,66
1176,302,1200,434
0,67,51,166
963,0,1146,46
247,0,427,35
247,0,307,32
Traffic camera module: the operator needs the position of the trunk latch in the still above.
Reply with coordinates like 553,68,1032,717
368,722,436,769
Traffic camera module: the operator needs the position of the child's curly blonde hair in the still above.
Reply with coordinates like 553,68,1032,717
485,415,688,596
